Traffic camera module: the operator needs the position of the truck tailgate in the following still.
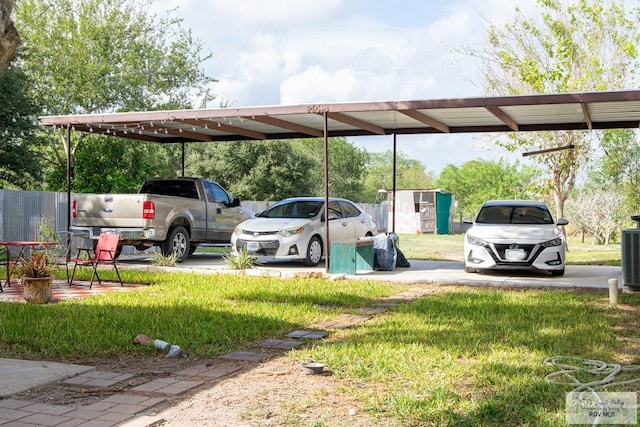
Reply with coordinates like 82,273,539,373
73,194,149,228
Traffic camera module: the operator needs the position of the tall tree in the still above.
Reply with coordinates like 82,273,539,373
185,141,316,201
565,187,625,244
291,137,368,201
0,66,41,189
590,129,640,214
185,137,369,202
362,151,435,203
47,136,183,193
468,0,639,219
14,0,215,191
436,159,541,219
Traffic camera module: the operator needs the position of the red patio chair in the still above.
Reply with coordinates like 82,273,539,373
69,232,123,288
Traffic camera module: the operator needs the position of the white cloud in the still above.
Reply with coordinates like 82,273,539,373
152,0,539,173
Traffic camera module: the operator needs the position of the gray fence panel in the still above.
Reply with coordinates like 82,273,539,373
0,189,70,242
357,202,388,233
1,190,387,241
241,200,271,215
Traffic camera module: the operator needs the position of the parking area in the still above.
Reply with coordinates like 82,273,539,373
118,252,625,291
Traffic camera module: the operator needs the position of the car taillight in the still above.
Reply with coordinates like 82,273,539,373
72,200,77,218
143,201,155,219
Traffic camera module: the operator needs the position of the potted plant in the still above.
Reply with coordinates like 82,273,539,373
18,251,54,304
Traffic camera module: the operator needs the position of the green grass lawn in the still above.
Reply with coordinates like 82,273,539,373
1,267,638,426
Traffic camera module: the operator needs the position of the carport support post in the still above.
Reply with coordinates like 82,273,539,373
66,125,72,231
181,142,185,177
392,133,397,233
323,111,330,273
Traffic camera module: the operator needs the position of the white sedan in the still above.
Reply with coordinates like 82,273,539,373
463,200,568,276
230,197,377,266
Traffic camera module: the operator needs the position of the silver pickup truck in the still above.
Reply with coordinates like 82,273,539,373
70,177,253,261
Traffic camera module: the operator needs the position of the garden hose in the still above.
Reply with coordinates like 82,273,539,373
544,356,640,426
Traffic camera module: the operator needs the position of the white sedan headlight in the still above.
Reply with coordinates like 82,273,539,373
279,226,304,237
466,234,488,246
541,238,563,247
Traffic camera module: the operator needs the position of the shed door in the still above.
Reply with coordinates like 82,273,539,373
420,202,435,233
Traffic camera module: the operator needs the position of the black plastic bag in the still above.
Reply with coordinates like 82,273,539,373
373,233,397,271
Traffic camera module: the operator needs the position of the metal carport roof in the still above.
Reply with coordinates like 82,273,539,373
40,89,640,271
40,90,640,142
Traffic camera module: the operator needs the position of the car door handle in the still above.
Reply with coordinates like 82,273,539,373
216,208,222,214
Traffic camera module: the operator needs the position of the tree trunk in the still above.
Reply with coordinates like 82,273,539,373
0,0,20,69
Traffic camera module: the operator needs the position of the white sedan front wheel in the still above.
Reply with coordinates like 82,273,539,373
304,236,323,266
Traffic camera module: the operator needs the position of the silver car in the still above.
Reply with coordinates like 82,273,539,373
464,200,568,276
231,197,377,266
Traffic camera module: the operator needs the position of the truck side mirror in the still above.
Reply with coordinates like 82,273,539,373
226,198,241,207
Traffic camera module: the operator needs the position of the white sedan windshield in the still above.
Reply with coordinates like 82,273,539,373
257,201,323,219
476,206,554,225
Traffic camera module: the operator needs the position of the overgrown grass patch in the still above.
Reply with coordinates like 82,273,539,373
292,287,640,426
3,263,638,425
0,271,400,361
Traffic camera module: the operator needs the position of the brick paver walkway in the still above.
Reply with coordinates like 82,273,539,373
0,281,422,426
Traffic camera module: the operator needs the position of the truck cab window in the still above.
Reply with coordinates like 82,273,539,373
204,181,231,204
140,180,198,199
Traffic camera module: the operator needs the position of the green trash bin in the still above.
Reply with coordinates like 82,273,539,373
329,239,374,275
621,215,640,290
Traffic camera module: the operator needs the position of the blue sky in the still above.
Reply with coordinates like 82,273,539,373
153,0,538,175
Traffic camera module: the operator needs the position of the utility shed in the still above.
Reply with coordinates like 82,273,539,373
389,190,454,235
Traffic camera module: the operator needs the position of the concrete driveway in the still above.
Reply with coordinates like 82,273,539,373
120,252,626,291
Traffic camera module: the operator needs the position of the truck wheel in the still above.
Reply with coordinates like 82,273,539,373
162,226,190,262
303,236,323,266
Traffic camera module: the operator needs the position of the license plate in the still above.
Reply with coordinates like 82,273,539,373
505,248,526,261
247,241,259,252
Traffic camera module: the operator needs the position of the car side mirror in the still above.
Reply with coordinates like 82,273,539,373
557,218,569,226
462,216,473,224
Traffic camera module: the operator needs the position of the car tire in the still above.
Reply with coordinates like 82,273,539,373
550,268,565,277
162,226,190,263
304,236,323,266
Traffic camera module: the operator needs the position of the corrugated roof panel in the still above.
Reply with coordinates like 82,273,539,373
504,104,584,125
422,107,502,127
39,89,640,142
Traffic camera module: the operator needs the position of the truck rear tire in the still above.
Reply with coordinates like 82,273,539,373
162,226,190,262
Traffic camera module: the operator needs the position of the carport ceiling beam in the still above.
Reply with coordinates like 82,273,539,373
157,125,213,142
400,109,450,133
580,102,593,130
485,106,519,131
326,112,386,135
181,119,266,140
246,115,324,137
70,124,163,143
